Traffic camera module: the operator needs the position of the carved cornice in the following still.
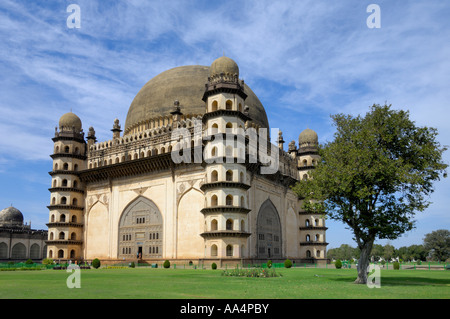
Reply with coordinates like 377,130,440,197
200,182,251,192
48,187,85,194
200,230,251,238
46,222,84,228
47,205,84,211
299,241,329,246
200,206,251,215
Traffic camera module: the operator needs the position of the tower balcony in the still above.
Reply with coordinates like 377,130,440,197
299,241,329,246
47,204,84,211
200,230,251,238
200,181,251,192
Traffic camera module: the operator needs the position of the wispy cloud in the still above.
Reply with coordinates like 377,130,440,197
0,0,448,244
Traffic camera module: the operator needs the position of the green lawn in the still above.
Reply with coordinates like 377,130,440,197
0,267,449,299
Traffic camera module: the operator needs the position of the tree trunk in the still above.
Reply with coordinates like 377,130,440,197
354,239,374,284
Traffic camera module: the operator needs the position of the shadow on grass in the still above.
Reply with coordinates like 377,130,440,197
329,274,450,287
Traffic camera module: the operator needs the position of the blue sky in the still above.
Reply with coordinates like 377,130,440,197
0,0,449,249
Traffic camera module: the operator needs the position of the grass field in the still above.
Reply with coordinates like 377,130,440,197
0,267,449,299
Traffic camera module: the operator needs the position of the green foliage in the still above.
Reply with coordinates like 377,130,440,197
284,259,292,268
393,261,400,270
42,258,53,265
267,260,272,268
163,260,170,268
222,266,280,278
92,258,101,269
292,104,447,283
25,259,33,264
423,229,450,261
335,259,342,269
130,262,135,268
211,263,217,270
292,104,447,245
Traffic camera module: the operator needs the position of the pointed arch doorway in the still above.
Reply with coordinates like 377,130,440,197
256,199,282,259
118,196,163,259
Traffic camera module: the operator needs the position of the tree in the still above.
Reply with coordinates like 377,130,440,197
423,229,450,261
292,104,447,284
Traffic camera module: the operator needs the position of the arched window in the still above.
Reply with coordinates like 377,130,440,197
226,219,233,230
63,163,69,170
211,123,219,134
238,103,242,112
211,100,218,111
64,146,70,153
62,179,68,187
315,234,320,241
73,180,78,188
316,250,321,257
211,219,218,231
211,170,218,182
70,250,76,258
211,244,218,257
303,159,308,166
74,164,78,171
71,232,76,240
240,171,244,182
226,170,233,181
59,232,65,240
51,214,55,222
60,214,66,222
315,219,319,226
71,215,77,223
240,196,245,207
226,100,233,110
211,195,218,207
225,122,233,133
226,195,233,206
306,250,311,258
226,245,233,257
61,197,67,205
211,146,218,157
58,250,64,258
306,235,310,242
52,197,56,205
72,198,78,206
305,219,310,227
241,220,245,231
49,232,54,240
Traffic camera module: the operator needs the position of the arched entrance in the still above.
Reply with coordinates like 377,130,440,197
256,199,282,259
118,196,163,259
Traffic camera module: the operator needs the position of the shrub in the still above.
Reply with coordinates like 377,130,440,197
163,260,170,268
25,259,34,264
130,262,135,268
284,259,292,268
42,258,53,265
211,263,217,270
92,258,101,269
393,261,400,270
335,259,342,269
267,260,272,268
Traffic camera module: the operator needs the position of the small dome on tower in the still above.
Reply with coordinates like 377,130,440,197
59,112,82,131
0,206,24,227
299,128,318,147
210,56,239,77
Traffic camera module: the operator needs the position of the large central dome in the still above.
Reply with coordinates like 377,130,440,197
124,63,269,135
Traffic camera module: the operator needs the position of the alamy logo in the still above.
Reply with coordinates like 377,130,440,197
67,4,81,29
66,264,81,288
367,264,381,288
366,4,381,29
170,119,279,174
